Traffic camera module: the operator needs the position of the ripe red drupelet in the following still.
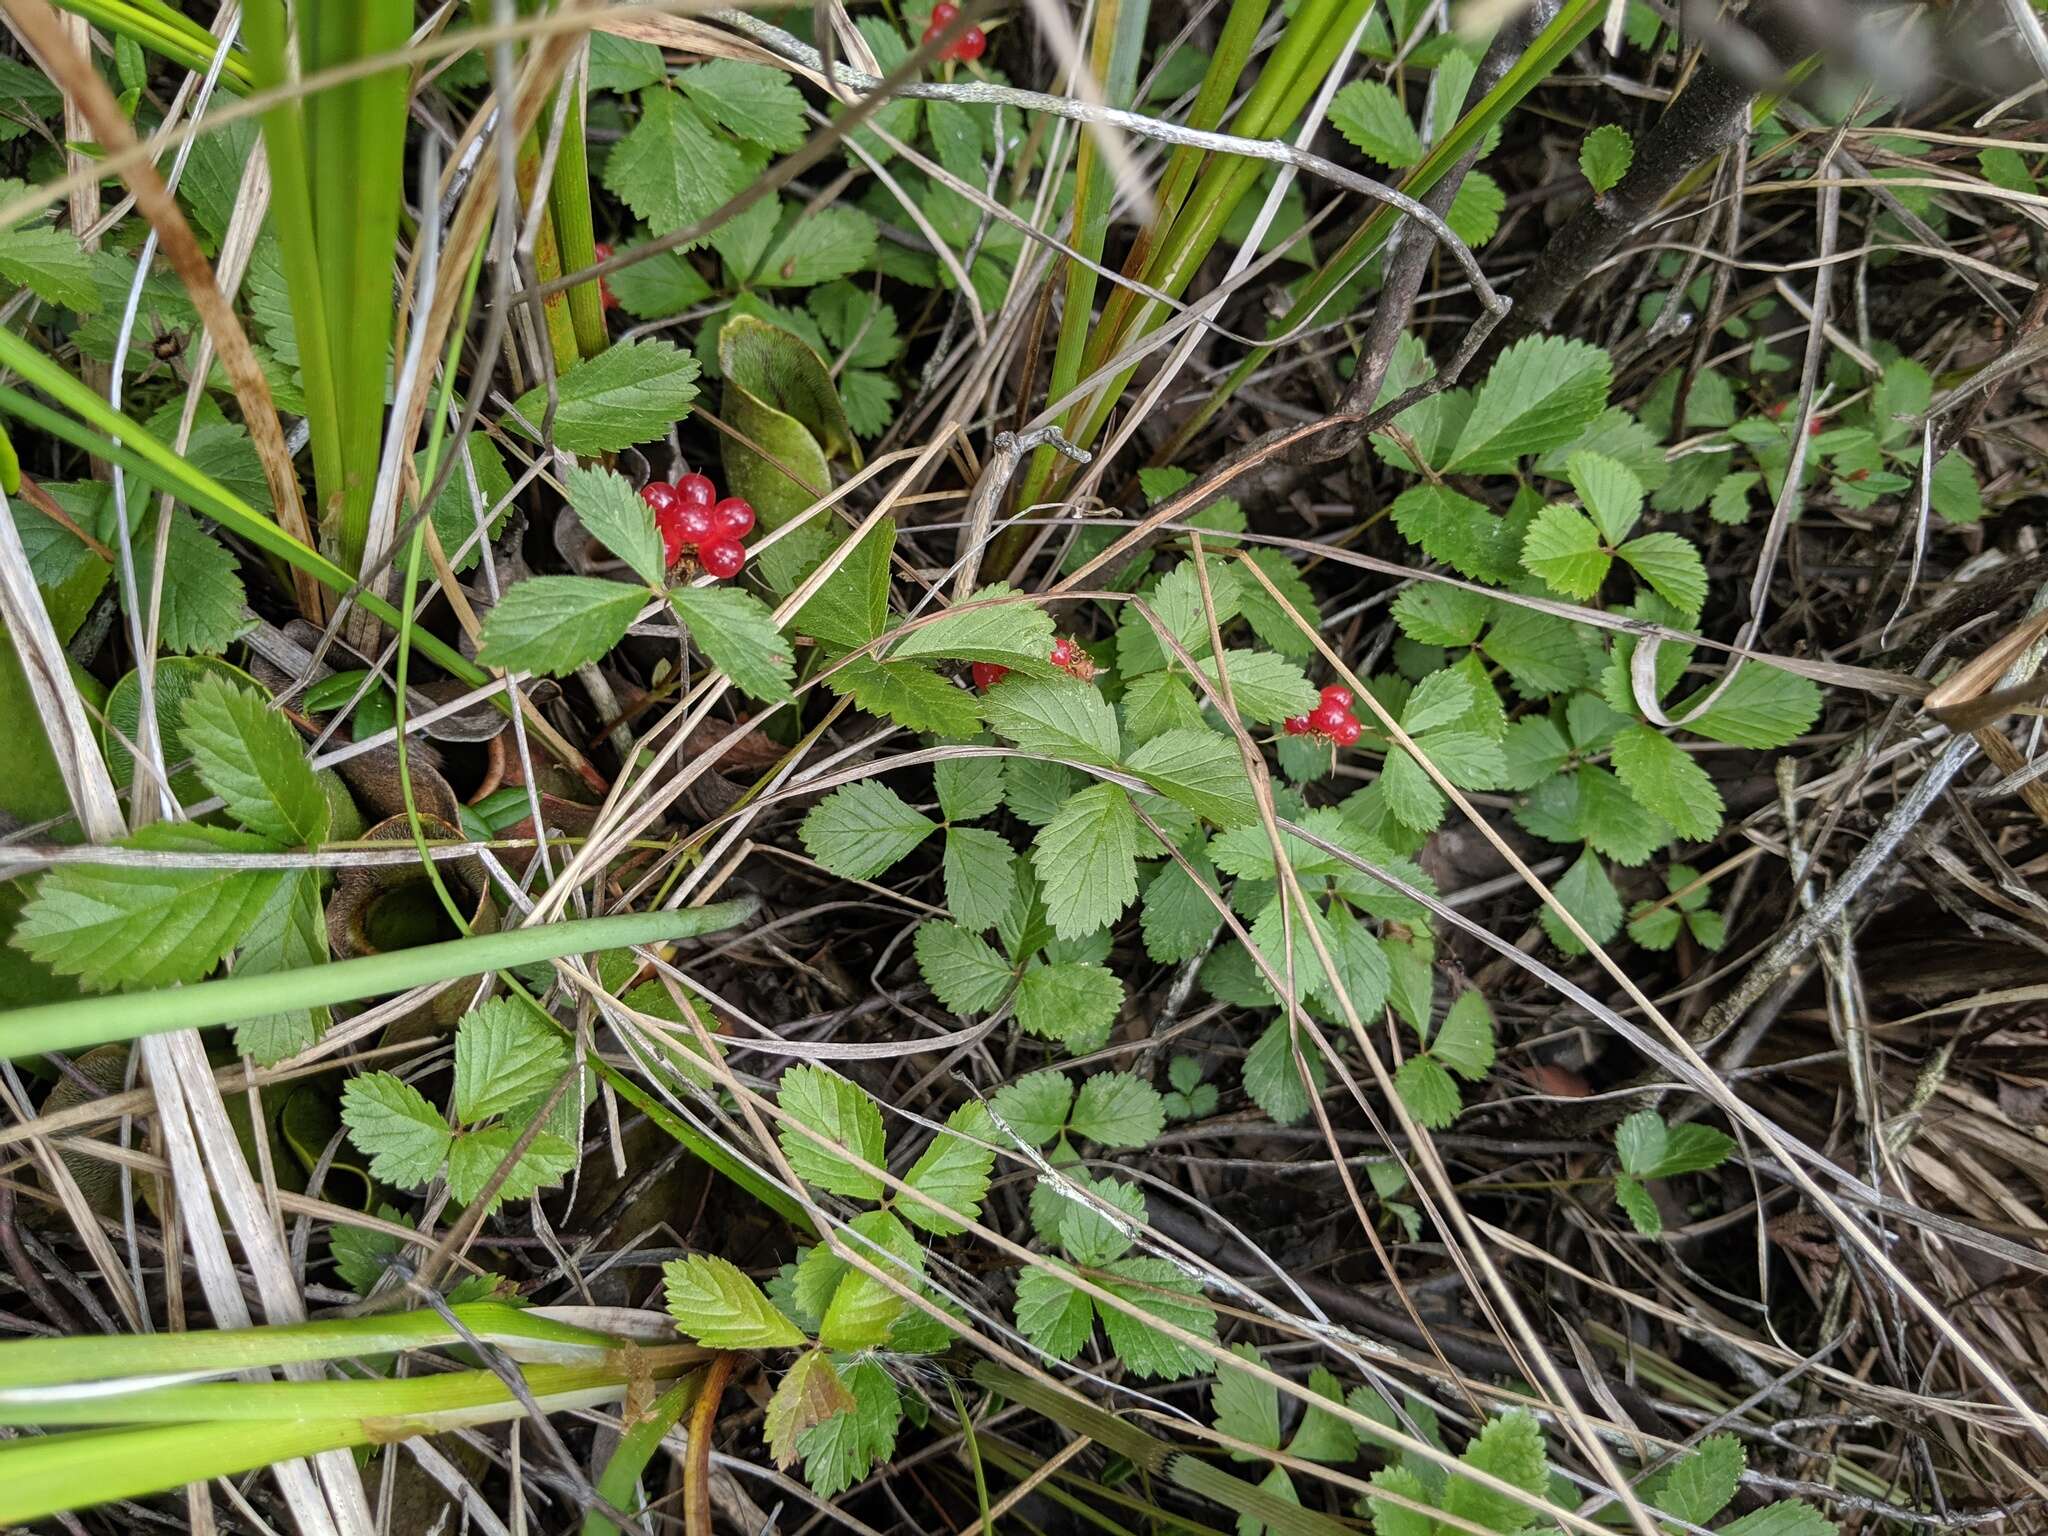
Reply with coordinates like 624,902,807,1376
1328,715,1362,747
674,473,716,509
1282,715,1313,737
1320,684,1353,709
640,481,679,515
676,503,715,547
713,497,756,539
972,662,1009,690
699,539,746,580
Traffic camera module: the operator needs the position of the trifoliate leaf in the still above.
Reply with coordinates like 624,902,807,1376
1609,723,1723,842
1580,124,1634,194
14,822,284,991
478,576,645,676
914,921,1014,1014
776,1064,887,1199
564,463,664,586
1032,783,1139,940
799,780,936,880
453,997,569,1124
340,1072,453,1189
1448,337,1613,474
664,1253,808,1348
179,678,328,847
507,338,700,454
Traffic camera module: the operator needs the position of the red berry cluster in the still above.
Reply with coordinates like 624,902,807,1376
641,475,755,580
1284,685,1362,747
971,636,1091,691
923,3,985,60
593,241,619,311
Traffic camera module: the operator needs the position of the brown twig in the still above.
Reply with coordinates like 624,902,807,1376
685,1351,737,1536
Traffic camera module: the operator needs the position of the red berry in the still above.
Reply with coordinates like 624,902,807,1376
640,481,679,515
699,539,746,580
674,473,716,509
952,25,986,60
1807,417,1824,436
972,662,1010,690
1319,684,1353,709
931,1,959,21
1329,715,1362,747
658,511,688,568
712,497,756,538
1309,701,1350,736
1050,636,1077,667
1282,715,1313,737
593,241,619,310
675,503,715,547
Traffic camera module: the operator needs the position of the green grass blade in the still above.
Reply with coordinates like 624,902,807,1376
1155,0,1605,462
0,1302,621,1390
584,1375,702,1536
0,901,761,1057
47,0,252,89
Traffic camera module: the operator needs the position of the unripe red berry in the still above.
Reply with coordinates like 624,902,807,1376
1282,715,1313,737
675,503,715,547
699,539,746,580
640,481,679,515
1320,684,1353,708
674,473,716,509
972,662,1009,690
953,25,986,60
712,497,756,539
1329,714,1362,747
1309,701,1350,736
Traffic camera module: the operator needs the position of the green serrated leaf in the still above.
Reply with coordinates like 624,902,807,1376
179,678,328,846
777,1064,888,1199
231,868,328,1064
1195,649,1320,725
1329,80,1422,166
900,1100,996,1236
1567,449,1644,543
675,59,807,150
1618,532,1707,617
510,336,701,455
826,657,978,734
914,920,1014,1014
604,88,747,236
453,997,569,1124
341,1072,452,1189
992,1070,1074,1146
799,1358,899,1495
1127,728,1258,827
671,584,796,703
1033,783,1139,940
793,517,895,650
478,576,645,677
1521,503,1610,600
1614,1171,1662,1236
1430,991,1495,1082
1017,961,1124,1050
1540,848,1625,955
1069,1070,1165,1147
1651,1433,1745,1525
13,823,284,991
1243,1017,1327,1126
1442,1410,1551,1534
1614,1109,1668,1177
935,755,1005,823
764,1349,857,1468
893,583,1058,669
1580,124,1634,194
1649,1122,1735,1178
1718,1501,1837,1536
940,825,1015,932
565,463,664,586
1609,724,1722,842
1394,1053,1462,1129
1014,1260,1095,1360
800,780,936,880
817,1208,923,1349
1392,484,1523,585
664,1253,808,1348
1097,1256,1215,1380
1674,664,1821,750
1213,1342,1282,1455
1449,337,1613,474
1142,850,1222,963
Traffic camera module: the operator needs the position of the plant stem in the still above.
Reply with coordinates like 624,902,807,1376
548,89,611,359
683,1352,735,1536
585,1374,704,1536
0,901,760,1057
